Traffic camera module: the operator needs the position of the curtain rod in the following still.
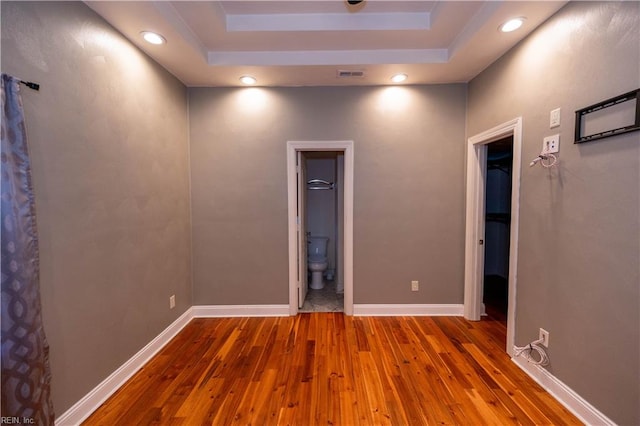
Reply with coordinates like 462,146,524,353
19,80,40,91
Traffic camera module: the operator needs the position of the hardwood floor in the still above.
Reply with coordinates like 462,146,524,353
83,314,581,425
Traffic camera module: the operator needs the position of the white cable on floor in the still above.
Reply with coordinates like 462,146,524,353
514,338,550,366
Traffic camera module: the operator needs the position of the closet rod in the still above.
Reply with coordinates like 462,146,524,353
307,179,334,190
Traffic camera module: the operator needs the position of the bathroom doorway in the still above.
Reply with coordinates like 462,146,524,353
299,151,344,312
286,141,354,316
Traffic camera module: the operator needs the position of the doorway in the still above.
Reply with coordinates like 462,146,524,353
299,151,344,312
483,137,513,325
464,118,522,356
287,141,354,316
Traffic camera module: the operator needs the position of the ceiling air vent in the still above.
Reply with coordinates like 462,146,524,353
337,70,365,78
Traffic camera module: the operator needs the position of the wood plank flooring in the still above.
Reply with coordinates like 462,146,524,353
83,314,581,425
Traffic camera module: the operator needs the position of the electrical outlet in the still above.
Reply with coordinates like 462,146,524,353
169,295,176,309
411,280,419,291
542,134,560,154
539,328,549,347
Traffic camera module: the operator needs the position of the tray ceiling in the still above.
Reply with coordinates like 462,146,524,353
86,1,567,87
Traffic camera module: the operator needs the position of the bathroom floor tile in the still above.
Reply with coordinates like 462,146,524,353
300,279,344,312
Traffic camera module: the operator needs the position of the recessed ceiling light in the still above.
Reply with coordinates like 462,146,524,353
500,18,525,33
391,73,408,83
240,75,257,85
141,31,166,45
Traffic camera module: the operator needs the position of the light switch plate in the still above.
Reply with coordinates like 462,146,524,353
550,108,561,128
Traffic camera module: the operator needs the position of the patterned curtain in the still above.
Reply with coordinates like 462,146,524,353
1,74,54,424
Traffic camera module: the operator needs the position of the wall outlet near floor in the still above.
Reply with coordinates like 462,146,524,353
411,280,419,291
169,295,176,309
539,328,549,347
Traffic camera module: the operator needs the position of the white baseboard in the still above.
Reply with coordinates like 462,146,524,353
55,308,194,426
512,353,615,426
353,304,464,316
192,304,290,317
55,304,288,425
55,304,612,426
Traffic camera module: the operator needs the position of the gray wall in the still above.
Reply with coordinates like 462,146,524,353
5,1,635,423
189,85,467,305
467,2,639,424
1,2,191,415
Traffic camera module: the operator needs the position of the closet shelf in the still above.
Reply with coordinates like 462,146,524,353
485,213,511,224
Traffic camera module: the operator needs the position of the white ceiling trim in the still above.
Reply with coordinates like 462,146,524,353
226,12,431,32
208,48,449,66
152,1,208,60
447,1,502,59
84,0,569,86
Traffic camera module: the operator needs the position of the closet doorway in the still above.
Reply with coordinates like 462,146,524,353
464,118,522,356
483,137,513,325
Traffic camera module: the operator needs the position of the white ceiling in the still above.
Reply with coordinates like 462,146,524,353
86,1,567,87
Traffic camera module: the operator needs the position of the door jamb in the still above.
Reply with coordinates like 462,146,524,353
464,118,522,356
287,140,354,316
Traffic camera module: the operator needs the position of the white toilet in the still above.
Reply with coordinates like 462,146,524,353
308,236,329,290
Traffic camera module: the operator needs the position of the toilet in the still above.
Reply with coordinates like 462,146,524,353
308,236,329,290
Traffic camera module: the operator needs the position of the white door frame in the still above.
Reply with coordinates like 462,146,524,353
296,151,308,309
464,118,522,356
287,140,354,316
